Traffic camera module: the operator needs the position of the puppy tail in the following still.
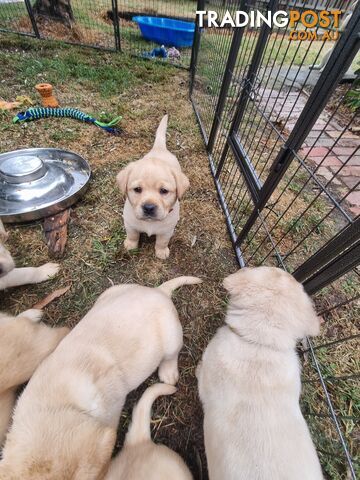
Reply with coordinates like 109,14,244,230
152,114,168,151
125,383,177,446
158,276,202,297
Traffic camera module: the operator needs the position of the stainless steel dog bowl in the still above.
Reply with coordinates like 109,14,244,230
0,148,91,223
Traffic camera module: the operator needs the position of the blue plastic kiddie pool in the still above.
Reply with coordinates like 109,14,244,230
133,16,195,48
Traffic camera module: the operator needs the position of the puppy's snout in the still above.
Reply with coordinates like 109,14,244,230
142,203,157,217
0,264,3,276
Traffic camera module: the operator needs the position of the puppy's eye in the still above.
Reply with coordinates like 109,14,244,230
160,188,169,195
134,187,142,193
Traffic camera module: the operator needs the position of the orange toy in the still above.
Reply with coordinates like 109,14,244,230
35,83,59,108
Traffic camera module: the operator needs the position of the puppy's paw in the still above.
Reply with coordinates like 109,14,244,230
124,238,139,251
36,263,60,283
19,308,43,323
158,360,179,386
155,247,170,260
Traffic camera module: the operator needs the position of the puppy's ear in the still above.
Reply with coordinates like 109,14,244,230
116,165,133,195
223,270,244,295
306,312,321,337
298,297,322,338
0,220,8,243
0,231,8,243
172,169,189,199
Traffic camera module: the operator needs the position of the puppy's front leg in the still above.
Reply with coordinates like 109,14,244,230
0,263,59,290
17,308,43,323
155,233,172,260
124,227,140,251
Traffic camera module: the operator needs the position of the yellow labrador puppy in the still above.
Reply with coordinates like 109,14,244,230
116,115,189,259
0,276,201,480
197,267,324,480
105,383,193,480
0,309,69,446
0,219,59,290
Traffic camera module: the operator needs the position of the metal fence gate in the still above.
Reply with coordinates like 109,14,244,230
190,1,360,479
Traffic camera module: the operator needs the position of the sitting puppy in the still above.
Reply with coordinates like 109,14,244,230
0,219,59,290
197,266,324,480
0,309,69,446
0,276,201,480
116,115,189,259
105,383,193,480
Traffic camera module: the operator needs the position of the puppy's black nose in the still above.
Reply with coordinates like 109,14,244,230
0,265,3,276
142,204,157,216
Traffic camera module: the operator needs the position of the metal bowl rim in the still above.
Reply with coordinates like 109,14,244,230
0,148,91,223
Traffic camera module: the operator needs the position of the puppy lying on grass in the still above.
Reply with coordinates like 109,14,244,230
197,266,324,480
0,219,59,290
117,115,189,259
0,276,201,480
105,383,193,480
0,309,69,446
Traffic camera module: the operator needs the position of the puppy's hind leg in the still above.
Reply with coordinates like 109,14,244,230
158,318,183,385
158,356,179,385
124,227,140,251
0,388,16,446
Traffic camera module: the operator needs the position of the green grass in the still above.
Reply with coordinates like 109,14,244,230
92,225,126,269
0,34,173,101
0,2,27,28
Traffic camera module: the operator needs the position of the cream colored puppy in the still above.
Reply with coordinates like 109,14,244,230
105,383,193,480
0,276,201,480
0,308,69,446
117,115,189,259
197,266,324,480
0,219,59,290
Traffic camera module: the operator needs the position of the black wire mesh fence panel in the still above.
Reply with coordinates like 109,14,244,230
301,268,359,479
190,0,244,140
0,0,117,49
191,0,360,478
0,0,199,63
117,0,197,67
0,0,37,36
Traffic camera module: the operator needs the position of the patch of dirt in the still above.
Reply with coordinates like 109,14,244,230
16,15,113,48
1,68,237,478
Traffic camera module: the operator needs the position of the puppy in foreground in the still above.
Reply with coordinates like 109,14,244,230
0,309,69,446
0,276,201,480
197,266,324,480
105,383,193,480
0,219,59,290
116,115,189,259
